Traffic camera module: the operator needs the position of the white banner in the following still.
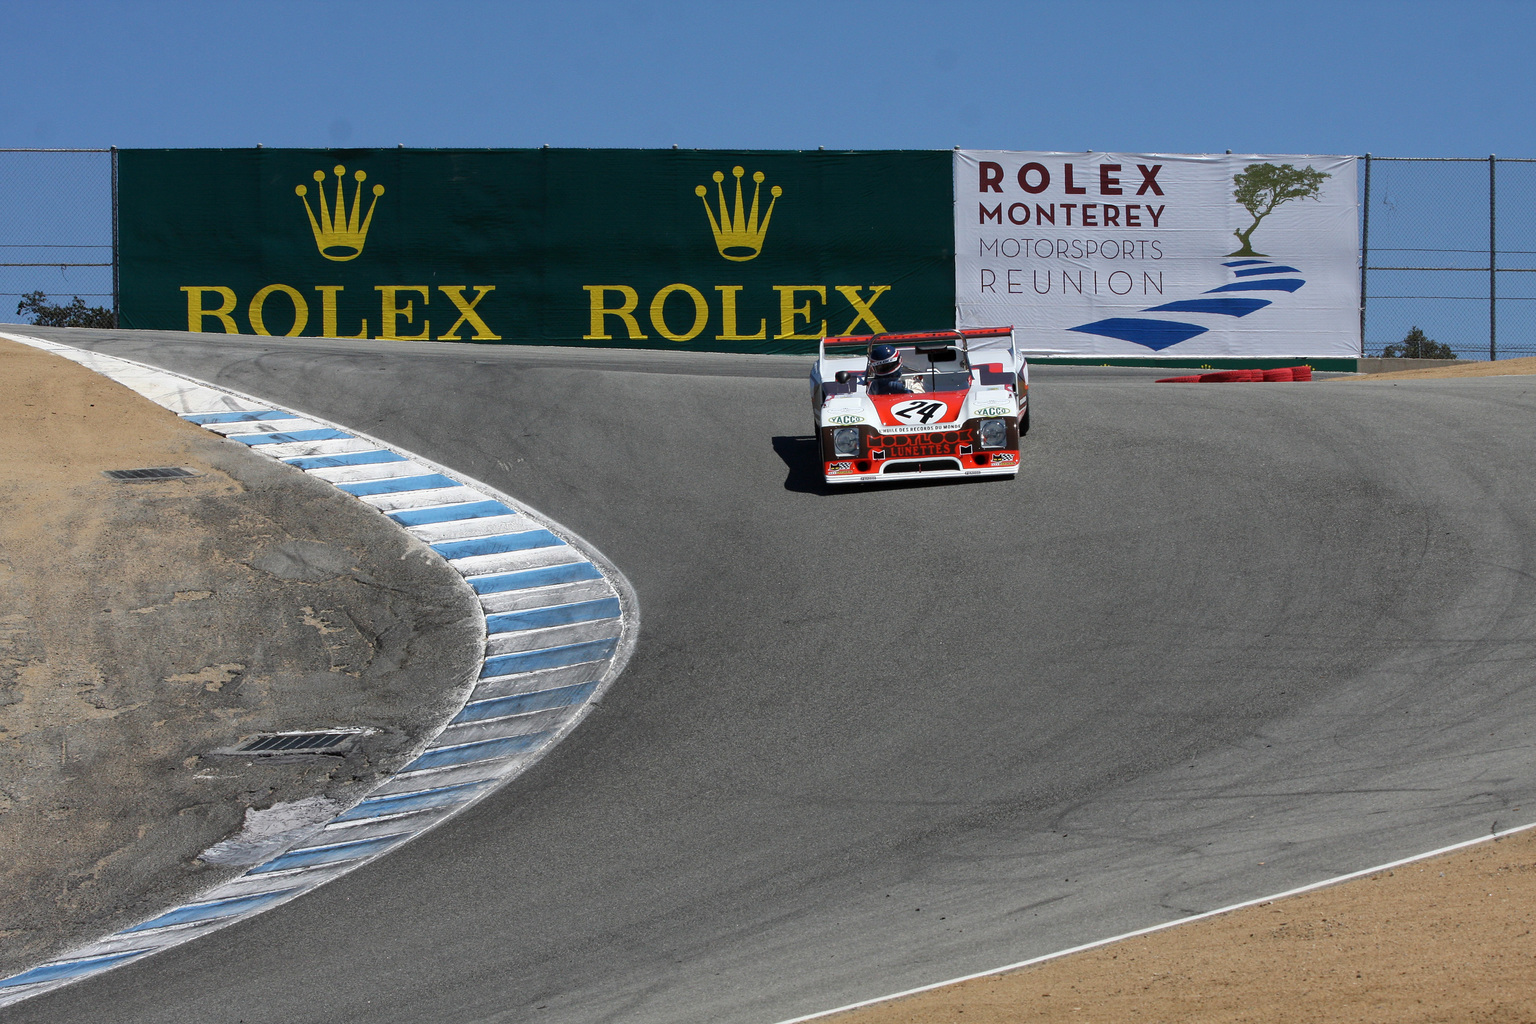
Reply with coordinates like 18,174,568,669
954,152,1359,358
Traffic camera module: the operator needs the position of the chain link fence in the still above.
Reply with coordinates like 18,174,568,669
1362,155,1536,360
0,149,115,324
3,149,1534,359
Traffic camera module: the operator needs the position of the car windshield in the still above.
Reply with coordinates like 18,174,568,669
874,369,968,393
825,342,997,395
885,348,970,393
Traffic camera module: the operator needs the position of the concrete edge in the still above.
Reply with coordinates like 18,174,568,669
0,331,640,1007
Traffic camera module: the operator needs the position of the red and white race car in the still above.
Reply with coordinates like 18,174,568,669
810,327,1029,485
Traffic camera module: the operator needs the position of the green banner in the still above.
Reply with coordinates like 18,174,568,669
118,148,954,354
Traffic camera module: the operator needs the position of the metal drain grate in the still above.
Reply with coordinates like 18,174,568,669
103,467,200,481
216,730,367,757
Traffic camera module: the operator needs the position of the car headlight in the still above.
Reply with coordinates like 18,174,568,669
832,427,861,457
979,418,1008,449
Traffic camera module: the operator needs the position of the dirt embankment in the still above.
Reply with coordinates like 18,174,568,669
0,336,480,977
1340,356,1536,381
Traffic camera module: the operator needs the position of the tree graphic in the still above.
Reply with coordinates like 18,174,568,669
1229,163,1330,257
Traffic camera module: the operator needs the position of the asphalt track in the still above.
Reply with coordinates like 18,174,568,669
10,327,1536,1024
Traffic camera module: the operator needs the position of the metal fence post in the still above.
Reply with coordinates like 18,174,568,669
1360,153,1370,356
111,146,120,328
1489,154,1497,361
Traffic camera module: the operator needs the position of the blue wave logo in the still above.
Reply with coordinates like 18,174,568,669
1066,259,1307,351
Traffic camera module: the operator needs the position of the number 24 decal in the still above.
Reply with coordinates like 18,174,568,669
891,399,949,424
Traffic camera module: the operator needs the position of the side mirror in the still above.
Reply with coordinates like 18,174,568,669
835,370,851,383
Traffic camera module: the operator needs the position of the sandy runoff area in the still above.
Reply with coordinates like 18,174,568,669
0,335,477,977
825,826,1536,1023
1339,356,1536,381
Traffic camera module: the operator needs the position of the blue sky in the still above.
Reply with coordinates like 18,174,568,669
4,0,1532,155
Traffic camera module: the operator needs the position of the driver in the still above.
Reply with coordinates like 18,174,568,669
866,343,914,395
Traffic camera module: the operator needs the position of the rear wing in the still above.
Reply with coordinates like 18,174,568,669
818,326,1020,372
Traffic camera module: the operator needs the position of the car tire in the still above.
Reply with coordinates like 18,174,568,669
1019,408,1031,436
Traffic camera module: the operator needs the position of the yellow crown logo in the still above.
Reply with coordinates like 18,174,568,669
695,166,781,262
296,164,384,261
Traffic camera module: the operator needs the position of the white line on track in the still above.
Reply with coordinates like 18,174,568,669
771,819,1536,1024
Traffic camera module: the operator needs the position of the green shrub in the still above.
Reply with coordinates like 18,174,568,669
15,290,115,329
1381,326,1454,359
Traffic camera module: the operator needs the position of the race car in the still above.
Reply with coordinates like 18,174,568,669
810,326,1029,485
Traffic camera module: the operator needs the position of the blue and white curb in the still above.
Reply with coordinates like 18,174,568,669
0,332,639,1006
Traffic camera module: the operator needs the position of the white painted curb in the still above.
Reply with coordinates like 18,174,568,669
0,332,640,1006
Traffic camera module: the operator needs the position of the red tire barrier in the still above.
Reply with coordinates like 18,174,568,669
1156,365,1314,383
